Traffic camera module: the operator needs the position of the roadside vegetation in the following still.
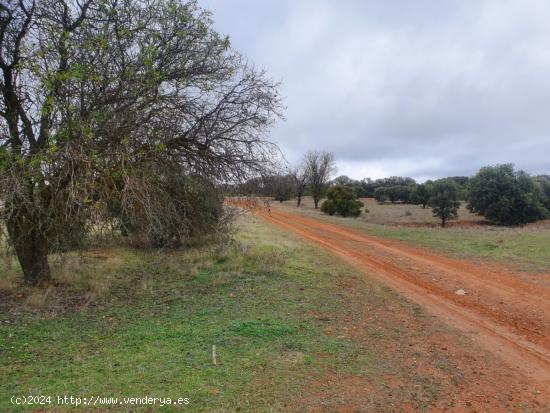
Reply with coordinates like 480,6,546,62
0,215,502,412
251,154,548,228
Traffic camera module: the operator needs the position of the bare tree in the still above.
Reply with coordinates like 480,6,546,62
0,0,282,285
304,151,336,209
291,164,309,207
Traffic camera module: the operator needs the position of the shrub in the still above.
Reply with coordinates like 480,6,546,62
467,164,548,225
321,185,364,217
113,167,226,248
429,179,460,227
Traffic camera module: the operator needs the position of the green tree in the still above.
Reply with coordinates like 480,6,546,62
0,0,282,285
374,187,388,203
321,185,364,217
373,185,411,203
429,179,460,227
467,165,548,225
411,182,432,208
535,175,550,211
331,175,369,197
263,174,296,202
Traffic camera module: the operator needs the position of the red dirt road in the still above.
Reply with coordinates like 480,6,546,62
254,204,550,399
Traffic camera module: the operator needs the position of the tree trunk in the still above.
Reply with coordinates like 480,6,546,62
297,195,302,206
314,197,319,209
16,234,51,285
7,215,51,286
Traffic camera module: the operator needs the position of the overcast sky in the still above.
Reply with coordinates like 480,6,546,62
201,0,550,181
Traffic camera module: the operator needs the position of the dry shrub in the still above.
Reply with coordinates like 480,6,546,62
111,165,230,249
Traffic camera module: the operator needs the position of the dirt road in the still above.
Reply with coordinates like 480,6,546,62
255,204,550,396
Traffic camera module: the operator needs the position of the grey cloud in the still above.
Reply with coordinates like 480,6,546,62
201,0,550,179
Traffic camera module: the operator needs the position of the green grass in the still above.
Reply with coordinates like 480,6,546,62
0,216,386,412
3,214,510,412
361,224,550,271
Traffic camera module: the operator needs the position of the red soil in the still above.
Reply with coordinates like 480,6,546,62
230,199,550,410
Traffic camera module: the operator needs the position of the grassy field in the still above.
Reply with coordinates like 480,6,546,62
279,197,550,273
0,214,489,412
360,198,484,226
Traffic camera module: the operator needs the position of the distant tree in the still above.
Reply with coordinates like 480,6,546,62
375,176,416,188
384,187,396,203
447,176,470,187
429,179,460,227
304,151,336,209
446,176,469,200
353,181,370,198
263,174,295,202
374,187,389,203
535,175,550,210
332,175,353,186
291,165,309,207
467,164,548,225
331,175,369,197
360,178,377,197
358,176,417,199
321,185,364,217
372,185,413,203
397,185,414,203
386,186,401,203
410,182,432,208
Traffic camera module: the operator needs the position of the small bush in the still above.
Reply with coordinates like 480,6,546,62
321,185,364,217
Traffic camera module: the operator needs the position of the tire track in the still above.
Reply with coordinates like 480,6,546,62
256,205,550,393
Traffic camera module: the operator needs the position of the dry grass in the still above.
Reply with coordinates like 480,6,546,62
282,196,484,226
0,248,144,316
0,275,16,292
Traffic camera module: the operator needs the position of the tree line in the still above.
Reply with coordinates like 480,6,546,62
252,159,550,228
240,150,337,209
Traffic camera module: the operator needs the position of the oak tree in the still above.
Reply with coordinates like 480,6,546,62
0,0,282,285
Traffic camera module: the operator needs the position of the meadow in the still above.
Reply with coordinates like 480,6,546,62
0,214,480,412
